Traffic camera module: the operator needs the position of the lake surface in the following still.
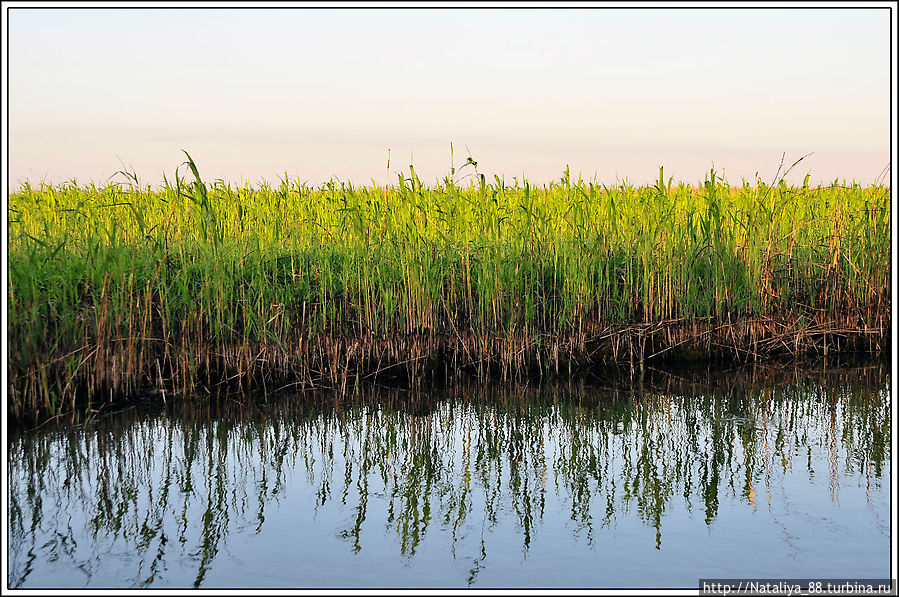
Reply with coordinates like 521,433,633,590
7,363,892,589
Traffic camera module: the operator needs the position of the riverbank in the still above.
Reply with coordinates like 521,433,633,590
8,158,890,424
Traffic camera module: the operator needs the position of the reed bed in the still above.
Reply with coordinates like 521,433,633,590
7,154,891,423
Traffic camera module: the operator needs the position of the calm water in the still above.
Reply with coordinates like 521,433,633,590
7,364,892,589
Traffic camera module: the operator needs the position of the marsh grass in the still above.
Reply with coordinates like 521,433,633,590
7,154,891,423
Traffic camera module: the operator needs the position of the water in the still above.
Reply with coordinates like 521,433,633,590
7,364,891,589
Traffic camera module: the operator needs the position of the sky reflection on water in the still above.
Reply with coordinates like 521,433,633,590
7,364,891,589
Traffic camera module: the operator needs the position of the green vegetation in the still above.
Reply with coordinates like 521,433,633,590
7,153,890,422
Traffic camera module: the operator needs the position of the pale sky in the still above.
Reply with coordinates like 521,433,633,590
6,5,893,188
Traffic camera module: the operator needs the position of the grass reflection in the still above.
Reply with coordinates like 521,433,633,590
7,362,890,588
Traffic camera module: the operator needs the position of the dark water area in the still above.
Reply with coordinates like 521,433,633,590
6,362,892,589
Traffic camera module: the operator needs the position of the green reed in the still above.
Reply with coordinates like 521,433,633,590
7,155,891,422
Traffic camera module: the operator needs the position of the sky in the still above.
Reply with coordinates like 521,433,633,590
6,5,893,188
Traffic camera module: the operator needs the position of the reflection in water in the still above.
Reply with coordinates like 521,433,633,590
7,364,891,588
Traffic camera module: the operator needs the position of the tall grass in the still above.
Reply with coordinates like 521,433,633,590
7,154,891,422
